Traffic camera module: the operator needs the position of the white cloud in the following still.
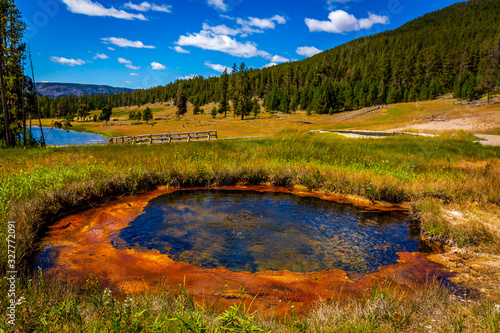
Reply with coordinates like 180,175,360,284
118,58,140,69
305,10,388,33
130,73,139,76
126,64,140,70
327,0,357,10
204,61,231,73
207,0,227,11
234,21,263,36
173,46,190,54
93,53,109,59
296,46,323,57
118,57,132,64
61,0,146,20
271,55,288,63
51,56,85,66
152,4,171,12
124,80,134,83
198,14,286,44
108,47,116,51
151,62,166,70
101,37,155,49
124,1,150,11
358,13,389,29
124,2,172,13
176,74,197,80
262,62,277,68
271,15,286,24
176,30,270,58
244,15,286,29
174,15,285,59
234,15,285,36
202,23,240,36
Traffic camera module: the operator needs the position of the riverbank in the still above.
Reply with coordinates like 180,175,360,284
1,131,499,331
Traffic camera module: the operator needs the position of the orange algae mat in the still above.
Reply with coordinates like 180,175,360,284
38,186,451,315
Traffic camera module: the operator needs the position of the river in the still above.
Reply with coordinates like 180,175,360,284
30,126,107,146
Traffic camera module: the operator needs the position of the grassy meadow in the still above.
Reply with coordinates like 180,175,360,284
2,105,500,331
39,97,500,139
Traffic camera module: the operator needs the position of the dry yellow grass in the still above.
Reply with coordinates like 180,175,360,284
39,96,500,139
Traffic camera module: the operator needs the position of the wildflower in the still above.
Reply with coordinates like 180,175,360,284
393,312,400,319
103,288,112,297
103,288,113,306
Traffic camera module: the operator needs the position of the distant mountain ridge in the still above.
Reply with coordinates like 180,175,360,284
36,82,135,97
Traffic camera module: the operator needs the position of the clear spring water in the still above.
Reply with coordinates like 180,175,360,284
30,126,107,146
111,190,421,274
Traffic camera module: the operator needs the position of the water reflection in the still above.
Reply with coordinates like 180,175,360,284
30,126,107,146
113,190,420,273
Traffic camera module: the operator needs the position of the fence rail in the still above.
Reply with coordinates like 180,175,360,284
103,130,218,145
85,140,110,145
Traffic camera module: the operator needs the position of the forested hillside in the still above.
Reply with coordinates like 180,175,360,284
39,0,500,118
36,82,134,98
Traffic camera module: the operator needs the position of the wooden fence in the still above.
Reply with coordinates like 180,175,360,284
100,130,218,145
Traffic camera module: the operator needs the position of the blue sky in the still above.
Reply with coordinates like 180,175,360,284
18,0,464,89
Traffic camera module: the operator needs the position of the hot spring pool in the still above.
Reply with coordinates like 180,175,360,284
110,190,421,273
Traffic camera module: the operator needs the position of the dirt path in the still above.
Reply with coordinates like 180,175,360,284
474,134,500,146
390,110,500,134
386,109,500,146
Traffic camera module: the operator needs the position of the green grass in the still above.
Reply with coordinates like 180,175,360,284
1,131,500,273
2,272,499,332
371,107,407,121
68,123,115,138
1,131,500,331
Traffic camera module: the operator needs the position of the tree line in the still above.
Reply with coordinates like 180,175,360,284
3,0,500,148
0,0,41,148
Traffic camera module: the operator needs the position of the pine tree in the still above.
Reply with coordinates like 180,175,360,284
99,105,112,125
252,98,260,118
142,106,153,123
193,104,200,115
135,110,142,121
176,83,187,116
477,45,499,104
77,103,88,121
235,62,252,120
0,0,26,147
219,68,229,117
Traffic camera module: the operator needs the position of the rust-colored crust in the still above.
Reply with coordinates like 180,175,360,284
40,186,448,316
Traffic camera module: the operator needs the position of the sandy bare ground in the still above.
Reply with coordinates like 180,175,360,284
392,110,500,132
389,110,500,146
474,134,500,146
